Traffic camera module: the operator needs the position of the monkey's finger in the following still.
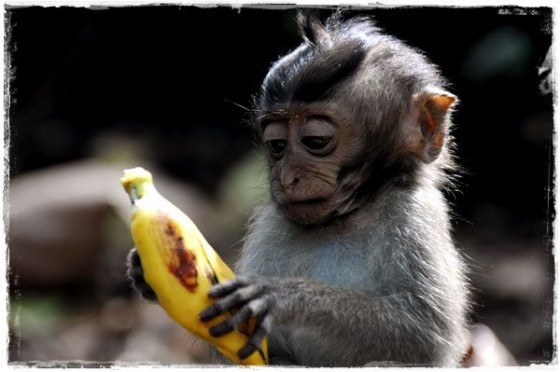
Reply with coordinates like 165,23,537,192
238,313,273,360
200,285,260,322
207,277,250,299
208,304,254,337
136,281,158,302
126,248,143,279
126,248,158,302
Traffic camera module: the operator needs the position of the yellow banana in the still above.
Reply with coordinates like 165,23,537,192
120,167,268,365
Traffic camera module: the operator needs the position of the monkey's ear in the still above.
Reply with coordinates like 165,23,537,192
411,88,457,163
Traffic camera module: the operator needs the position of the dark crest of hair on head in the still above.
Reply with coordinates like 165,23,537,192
295,9,379,45
256,10,382,114
296,9,327,45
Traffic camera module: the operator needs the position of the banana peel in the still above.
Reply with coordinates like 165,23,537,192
121,167,268,365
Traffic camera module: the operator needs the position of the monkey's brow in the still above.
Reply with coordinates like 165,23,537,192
257,111,289,123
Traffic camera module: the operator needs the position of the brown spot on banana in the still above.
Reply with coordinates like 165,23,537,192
160,217,199,292
169,244,198,292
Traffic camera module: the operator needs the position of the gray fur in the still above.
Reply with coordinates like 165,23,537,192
237,167,470,366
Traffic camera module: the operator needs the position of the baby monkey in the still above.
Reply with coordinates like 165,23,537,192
129,11,470,367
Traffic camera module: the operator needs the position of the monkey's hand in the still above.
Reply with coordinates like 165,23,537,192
199,276,297,360
126,247,158,301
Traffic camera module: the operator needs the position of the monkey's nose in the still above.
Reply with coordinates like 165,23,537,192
281,177,299,192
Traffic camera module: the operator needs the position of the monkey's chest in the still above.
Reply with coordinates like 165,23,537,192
304,242,376,291
247,236,379,294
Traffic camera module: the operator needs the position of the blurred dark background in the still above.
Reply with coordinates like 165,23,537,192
6,5,554,366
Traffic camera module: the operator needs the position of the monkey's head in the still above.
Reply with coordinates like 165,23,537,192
254,12,457,226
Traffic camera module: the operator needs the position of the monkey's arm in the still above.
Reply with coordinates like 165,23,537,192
199,276,443,365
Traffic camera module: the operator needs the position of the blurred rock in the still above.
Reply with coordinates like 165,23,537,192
9,177,112,286
9,159,218,289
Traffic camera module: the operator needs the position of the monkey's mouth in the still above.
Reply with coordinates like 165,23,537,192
285,198,328,206
281,198,333,225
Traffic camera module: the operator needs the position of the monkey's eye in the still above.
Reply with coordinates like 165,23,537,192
266,139,287,155
302,136,332,154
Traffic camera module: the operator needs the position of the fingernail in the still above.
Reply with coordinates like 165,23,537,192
238,344,255,359
210,323,232,337
199,307,216,322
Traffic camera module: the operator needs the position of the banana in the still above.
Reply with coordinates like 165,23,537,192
120,167,268,365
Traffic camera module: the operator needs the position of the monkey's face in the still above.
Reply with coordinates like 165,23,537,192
260,113,362,226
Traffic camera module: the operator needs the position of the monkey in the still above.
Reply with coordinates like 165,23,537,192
127,11,470,367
